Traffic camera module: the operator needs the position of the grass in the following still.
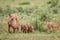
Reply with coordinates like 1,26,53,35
0,22,60,40
0,32,60,40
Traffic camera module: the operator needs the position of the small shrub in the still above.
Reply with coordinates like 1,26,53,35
19,2,30,5
16,7,23,12
53,9,57,14
32,19,38,30
47,1,52,4
32,19,47,32
40,14,47,21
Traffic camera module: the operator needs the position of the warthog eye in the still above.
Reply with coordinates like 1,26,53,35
11,18,14,21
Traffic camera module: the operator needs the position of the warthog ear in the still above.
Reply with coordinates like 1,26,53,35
9,14,11,17
9,14,13,18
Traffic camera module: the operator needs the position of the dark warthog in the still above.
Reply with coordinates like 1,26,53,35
21,24,34,33
21,24,28,33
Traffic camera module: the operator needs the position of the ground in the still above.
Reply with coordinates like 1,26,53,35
0,31,60,40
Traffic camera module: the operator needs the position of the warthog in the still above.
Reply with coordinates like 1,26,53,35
7,14,20,33
21,24,34,33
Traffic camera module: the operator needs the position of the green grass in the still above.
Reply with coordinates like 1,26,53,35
0,32,60,40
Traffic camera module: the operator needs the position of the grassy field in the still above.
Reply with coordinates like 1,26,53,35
0,31,60,40
0,0,60,40
0,15,60,40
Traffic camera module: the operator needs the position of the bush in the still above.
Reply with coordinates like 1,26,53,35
38,24,47,32
32,19,47,32
19,2,30,5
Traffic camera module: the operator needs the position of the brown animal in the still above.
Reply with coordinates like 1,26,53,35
45,21,57,30
28,24,34,32
7,14,19,33
21,24,34,33
21,24,28,33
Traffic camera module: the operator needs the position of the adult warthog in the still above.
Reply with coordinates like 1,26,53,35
7,14,20,33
